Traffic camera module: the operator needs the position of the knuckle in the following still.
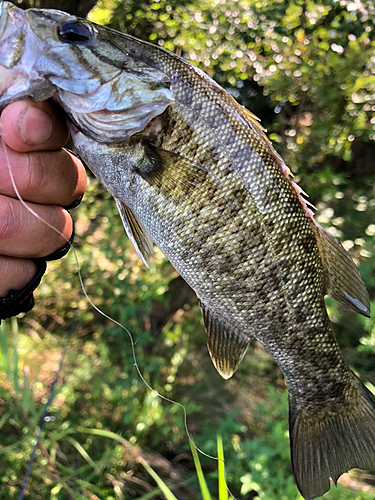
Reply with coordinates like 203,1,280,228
25,152,50,196
0,197,19,240
0,198,15,237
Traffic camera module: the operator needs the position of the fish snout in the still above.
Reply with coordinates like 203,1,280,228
0,2,28,69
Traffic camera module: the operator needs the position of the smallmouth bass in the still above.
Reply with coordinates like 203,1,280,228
0,2,374,498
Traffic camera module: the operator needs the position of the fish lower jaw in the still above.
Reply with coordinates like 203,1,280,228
0,67,56,110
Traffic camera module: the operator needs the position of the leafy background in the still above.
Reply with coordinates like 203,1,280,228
1,0,375,498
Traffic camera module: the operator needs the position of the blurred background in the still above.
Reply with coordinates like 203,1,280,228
1,0,375,498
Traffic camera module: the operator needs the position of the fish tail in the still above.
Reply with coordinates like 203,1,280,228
289,377,375,500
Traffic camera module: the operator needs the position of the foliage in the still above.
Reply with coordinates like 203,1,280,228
102,0,375,169
1,0,375,499
18,0,98,17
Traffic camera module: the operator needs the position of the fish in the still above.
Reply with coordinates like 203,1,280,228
0,2,374,498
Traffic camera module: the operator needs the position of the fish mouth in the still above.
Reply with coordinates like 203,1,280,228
0,2,27,69
0,2,9,39
0,2,56,108
0,2,32,106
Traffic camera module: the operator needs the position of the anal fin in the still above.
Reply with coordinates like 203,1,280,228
312,223,370,317
199,300,250,379
115,199,153,267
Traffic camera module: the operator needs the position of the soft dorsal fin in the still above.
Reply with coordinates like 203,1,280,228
312,222,370,317
199,300,250,379
115,199,153,267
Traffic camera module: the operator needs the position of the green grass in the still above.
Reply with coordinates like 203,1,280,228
1,178,374,499
1,311,374,499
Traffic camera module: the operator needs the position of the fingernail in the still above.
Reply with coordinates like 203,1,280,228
18,106,53,145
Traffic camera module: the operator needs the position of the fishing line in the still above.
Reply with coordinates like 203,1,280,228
1,138,231,496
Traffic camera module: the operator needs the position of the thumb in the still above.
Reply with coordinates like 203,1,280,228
0,100,69,152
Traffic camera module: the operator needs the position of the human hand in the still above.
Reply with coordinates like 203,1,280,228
0,100,87,302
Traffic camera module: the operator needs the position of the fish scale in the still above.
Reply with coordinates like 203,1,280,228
0,2,374,498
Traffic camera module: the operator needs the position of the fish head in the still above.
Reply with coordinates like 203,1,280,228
0,1,174,142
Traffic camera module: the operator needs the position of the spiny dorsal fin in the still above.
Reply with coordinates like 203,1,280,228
237,105,291,169
240,106,266,133
312,222,370,317
199,300,250,379
115,199,153,268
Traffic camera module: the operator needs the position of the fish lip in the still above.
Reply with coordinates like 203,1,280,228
0,2,13,38
0,2,28,69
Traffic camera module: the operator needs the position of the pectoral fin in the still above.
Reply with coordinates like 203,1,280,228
199,300,250,379
312,223,370,317
135,144,219,201
115,199,153,267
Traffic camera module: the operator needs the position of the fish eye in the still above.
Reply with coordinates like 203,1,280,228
57,19,92,44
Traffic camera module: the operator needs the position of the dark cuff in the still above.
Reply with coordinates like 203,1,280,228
0,223,75,321
64,194,83,211
0,260,47,321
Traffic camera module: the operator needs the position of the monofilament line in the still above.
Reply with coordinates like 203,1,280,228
1,137,230,495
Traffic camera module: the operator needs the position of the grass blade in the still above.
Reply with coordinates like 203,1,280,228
0,320,10,376
0,410,11,431
189,440,212,500
22,365,31,411
12,317,19,392
67,437,99,472
76,426,130,446
139,456,179,500
217,435,228,500
138,489,162,500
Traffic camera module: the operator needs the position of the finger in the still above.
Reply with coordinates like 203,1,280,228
0,100,69,152
0,145,87,206
0,256,37,298
0,195,73,258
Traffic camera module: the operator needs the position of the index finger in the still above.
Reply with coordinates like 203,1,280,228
0,100,69,152
0,146,87,207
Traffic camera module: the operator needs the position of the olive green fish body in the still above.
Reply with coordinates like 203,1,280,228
75,47,347,396
0,3,374,498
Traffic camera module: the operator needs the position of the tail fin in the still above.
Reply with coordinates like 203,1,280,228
289,380,375,500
